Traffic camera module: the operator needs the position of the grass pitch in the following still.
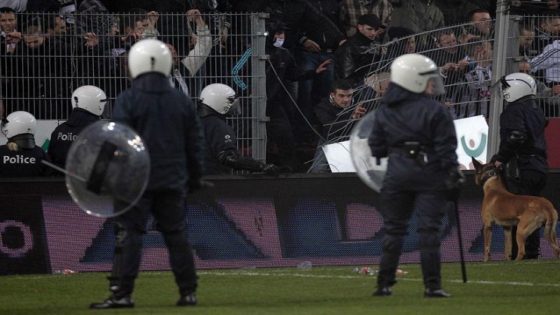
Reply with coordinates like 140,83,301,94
1,260,559,315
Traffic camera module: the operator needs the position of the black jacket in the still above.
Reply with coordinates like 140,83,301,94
243,0,343,50
112,73,205,191
48,108,100,168
314,97,356,142
368,84,458,191
298,0,345,51
0,145,49,177
495,97,548,174
335,32,381,86
199,111,237,175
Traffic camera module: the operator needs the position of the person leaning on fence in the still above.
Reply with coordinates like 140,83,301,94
47,85,107,169
90,39,205,309
428,30,469,119
491,72,548,260
309,79,366,173
530,38,560,95
0,111,50,177
532,15,560,54
368,53,463,298
197,83,280,175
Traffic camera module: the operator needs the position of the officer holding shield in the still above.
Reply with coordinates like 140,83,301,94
368,53,463,298
90,39,205,309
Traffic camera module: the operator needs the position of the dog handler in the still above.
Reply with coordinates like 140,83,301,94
491,72,548,260
368,53,463,297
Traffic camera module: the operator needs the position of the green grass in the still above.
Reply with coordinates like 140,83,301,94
1,260,559,315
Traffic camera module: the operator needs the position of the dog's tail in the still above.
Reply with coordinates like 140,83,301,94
543,205,560,258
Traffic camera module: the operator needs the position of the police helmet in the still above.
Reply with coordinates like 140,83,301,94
1,111,37,139
390,53,444,95
501,72,537,103
71,85,107,116
128,39,172,79
199,83,240,115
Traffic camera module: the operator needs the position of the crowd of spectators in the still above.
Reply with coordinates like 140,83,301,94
1,0,560,174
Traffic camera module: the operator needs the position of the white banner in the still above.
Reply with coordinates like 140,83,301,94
325,115,489,173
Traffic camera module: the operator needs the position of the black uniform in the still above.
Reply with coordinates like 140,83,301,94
109,72,205,300
47,108,100,168
492,96,548,259
199,105,276,175
368,84,458,291
0,141,49,177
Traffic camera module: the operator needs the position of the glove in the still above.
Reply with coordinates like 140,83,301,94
188,178,214,193
262,164,281,176
444,167,465,201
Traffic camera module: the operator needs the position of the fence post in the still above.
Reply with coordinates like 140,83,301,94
487,0,510,160
250,13,269,162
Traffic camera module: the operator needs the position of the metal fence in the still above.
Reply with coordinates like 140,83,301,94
0,11,268,162
311,6,560,171
2,8,559,172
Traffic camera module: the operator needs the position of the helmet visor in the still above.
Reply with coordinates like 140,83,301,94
428,75,445,96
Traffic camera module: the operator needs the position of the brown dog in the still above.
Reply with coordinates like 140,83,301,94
472,157,560,261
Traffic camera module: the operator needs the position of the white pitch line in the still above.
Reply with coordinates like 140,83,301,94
198,271,560,288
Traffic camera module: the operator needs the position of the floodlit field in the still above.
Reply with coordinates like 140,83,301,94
1,260,559,315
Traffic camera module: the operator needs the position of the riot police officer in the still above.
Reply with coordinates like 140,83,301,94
48,85,107,168
0,111,49,177
90,39,205,309
198,83,279,175
368,53,463,298
492,72,548,260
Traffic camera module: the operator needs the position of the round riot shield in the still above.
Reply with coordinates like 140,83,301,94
65,121,150,217
349,111,387,193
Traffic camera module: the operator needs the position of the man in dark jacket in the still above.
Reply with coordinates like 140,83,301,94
48,85,107,168
491,72,548,260
309,79,366,173
368,53,462,298
90,39,205,309
335,13,385,87
198,83,279,175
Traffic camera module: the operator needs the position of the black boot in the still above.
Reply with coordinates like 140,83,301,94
372,287,392,296
90,295,134,309
177,292,197,306
424,288,451,298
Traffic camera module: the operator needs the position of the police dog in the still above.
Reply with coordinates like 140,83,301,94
472,157,560,261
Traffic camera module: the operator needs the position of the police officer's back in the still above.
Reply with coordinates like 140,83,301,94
367,54,462,298
90,39,204,309
48,85,107,168
0,111,48,177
